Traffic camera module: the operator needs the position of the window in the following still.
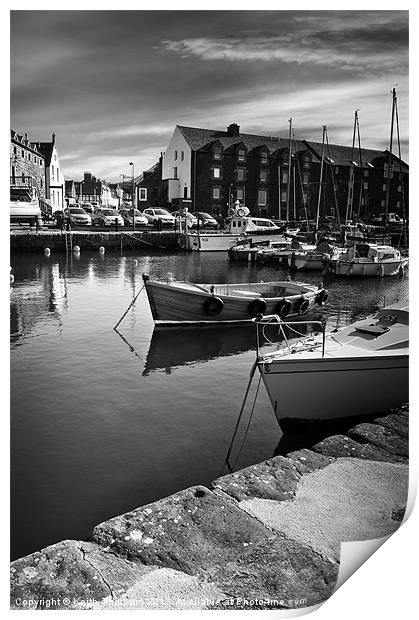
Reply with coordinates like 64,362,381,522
398,185,402,193
335,166,339,174
213,187,220,199
21,150,24,158
364,182,368,190
282,172,288,184
13,146,17,155
382,183,387,191
56,169,59,182
260,170,267,182
238,149,245,161
261,152,268,164
52,166,55,179
396,201,401,209
281,191,287,202
213,147,222,159
303,156,310,167
174,150,178,160
364,169,369,177
181,151,184,161
303,173,309,185
213,167,221,179
258,190,267,206
237,169,245,181
139,188,147,201
173,167,178,179
28,154,31,161
236,188,244,201
303,193,308,203
381,200,386,208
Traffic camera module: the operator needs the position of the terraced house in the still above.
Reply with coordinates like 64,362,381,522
159,123,409,222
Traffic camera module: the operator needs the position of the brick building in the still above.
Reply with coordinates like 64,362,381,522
159,123,408,222
135,156,168,209
10,130,46,199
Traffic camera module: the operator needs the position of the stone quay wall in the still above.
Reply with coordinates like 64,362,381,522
10,405,409,611
10,230,180,252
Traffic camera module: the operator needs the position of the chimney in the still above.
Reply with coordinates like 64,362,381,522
227,123,240,137
52,132,56,144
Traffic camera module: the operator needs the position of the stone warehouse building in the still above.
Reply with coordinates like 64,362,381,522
144,123,408,221
36,133,65,212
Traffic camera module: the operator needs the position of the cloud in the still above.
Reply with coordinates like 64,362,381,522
87,124,175,141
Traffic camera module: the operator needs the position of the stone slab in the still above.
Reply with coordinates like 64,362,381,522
206,536,338,609
372,413,409,439
347,422,408,459
212,456,301,502
239,458,408,563
311,434,405,463
284,449,332,476
92,485,274,576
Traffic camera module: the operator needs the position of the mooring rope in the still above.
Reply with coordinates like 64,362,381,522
123,232,169,251
113,283,145,330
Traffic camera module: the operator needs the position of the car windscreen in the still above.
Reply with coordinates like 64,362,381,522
69,208,85,214
103,210,117,216
154,209,170,215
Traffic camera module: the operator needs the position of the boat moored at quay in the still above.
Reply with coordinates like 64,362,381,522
255,301,409,433
329,242,408,277
142,274,328,327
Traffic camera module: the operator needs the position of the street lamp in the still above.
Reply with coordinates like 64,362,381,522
129,162,135,232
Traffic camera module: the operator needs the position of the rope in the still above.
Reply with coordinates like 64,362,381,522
223,360,258,473
123,232,169,251
113,283,145,330
229,374,262,471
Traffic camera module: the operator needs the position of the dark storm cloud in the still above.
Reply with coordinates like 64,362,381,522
10,10,409,181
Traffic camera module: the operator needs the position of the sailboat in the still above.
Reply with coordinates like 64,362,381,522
331,91,408,277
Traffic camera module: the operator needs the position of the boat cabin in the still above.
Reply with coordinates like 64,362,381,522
342,243,401,262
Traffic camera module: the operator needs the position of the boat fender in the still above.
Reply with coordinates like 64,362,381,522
203,296,224,316
321,253,331,264
237,208,245,217
398,264,405,278
315,289,329,305
296,296,310,315
248,298,267,317
275,298,292,318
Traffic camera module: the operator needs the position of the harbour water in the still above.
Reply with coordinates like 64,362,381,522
10,250,408,560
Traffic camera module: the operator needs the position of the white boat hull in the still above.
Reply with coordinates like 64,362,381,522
331,258,408,277
259,354,408,430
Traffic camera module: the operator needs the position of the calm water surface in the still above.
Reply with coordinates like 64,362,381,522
10,249,408,560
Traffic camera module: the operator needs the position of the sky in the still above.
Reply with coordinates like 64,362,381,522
10,8,409,183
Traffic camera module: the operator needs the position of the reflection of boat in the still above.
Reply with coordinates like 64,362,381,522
143,324,258,375
143,274,328,326
256,302,409,433
329,243,408,277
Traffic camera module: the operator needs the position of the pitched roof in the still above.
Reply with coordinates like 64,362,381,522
178,125,290,154
176,125,408,169
36,142,54,166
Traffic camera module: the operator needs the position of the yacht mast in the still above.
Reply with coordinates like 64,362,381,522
345,110,358,224
384,87,397,228
286,117,292,221
315,125,326,242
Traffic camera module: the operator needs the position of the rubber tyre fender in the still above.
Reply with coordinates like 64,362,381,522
248,298,267,317
203,296,224,316
295,296,310,315
316,289,329,305
275,298,292,318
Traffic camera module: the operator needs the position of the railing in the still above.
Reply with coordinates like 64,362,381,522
10,176,35,188
254,314,327,358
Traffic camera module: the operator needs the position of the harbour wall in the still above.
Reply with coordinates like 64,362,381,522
10,405,409,610
10,230,180,252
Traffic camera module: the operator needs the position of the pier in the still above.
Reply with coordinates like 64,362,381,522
10,405,409,611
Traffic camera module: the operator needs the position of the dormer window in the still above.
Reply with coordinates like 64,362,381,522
213,146,222,160
261,151,268,164
238,149,246,162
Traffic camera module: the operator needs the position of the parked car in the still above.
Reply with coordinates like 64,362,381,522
81,202,95,215
65,206,92,226
172,211,198,228
91,208,124,227
143,208,176,227
195,212,218,228
119,208,148,227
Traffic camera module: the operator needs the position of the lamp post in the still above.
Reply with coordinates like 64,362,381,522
129,162,135,232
